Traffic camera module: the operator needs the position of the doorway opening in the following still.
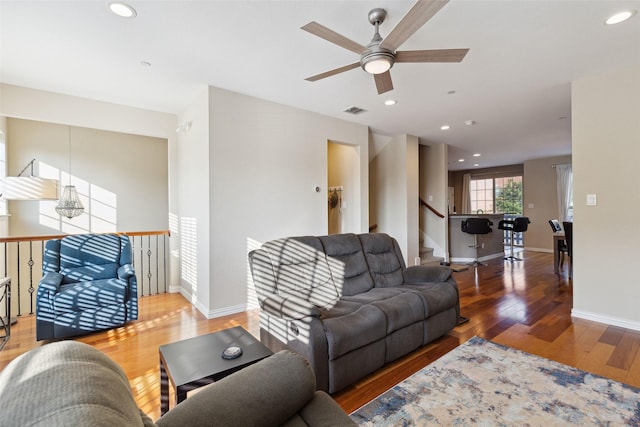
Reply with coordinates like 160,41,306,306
327,141,359,235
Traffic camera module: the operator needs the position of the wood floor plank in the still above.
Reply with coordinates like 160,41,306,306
2,250,640,420
607,331,640,370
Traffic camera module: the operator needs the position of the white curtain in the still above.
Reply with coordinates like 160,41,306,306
461,173,471,214
556,164,573,221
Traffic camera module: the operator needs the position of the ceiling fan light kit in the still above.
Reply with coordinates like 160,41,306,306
302,0,469,94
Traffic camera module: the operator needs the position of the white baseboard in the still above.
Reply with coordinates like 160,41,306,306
451,253,505,263
206,304,247,319
571,309,640,332
524,247,553,253
177,287,247,319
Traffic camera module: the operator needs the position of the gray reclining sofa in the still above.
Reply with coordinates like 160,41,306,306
249,232,460,393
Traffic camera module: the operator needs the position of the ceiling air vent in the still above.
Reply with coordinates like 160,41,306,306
343,106,366,114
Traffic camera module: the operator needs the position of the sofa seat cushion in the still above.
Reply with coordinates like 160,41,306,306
319,300,363,320
341,287,403,305
404,283,459,317
323,305,386,360
370,292,425,334
53,278,128,313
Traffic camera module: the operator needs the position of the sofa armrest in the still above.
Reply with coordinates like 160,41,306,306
403,265,452,284
262,293,321,320
156,350,322,427
118,264,136,280
38,271,64,292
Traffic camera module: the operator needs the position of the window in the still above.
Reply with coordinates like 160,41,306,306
470,176,522,214
470,175,524,247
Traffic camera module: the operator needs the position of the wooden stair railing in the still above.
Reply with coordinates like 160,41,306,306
419,198,445,218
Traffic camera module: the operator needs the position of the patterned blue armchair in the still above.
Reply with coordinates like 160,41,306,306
36,233,138,341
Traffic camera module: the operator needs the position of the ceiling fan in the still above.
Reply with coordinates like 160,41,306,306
301,0,469,95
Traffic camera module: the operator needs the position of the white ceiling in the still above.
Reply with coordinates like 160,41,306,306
1,1,639,170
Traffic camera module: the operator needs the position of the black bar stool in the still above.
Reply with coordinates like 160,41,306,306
461,218,493,266
498,216,530,261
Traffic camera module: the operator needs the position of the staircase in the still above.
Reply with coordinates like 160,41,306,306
419,246,444,266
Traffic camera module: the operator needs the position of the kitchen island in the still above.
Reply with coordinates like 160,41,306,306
449,214,505,263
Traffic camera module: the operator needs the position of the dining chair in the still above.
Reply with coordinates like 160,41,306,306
549,219,568,267
562,221,573,278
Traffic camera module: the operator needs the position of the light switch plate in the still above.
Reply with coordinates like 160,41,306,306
586,194,597,206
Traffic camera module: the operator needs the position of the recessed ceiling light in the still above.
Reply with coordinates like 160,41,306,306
605,10,635,25
441,125,450,130
465,120,476,126
458,159,464,162
109,2,137,18
473,153,481,157
474,163,479,167
384,99,397,106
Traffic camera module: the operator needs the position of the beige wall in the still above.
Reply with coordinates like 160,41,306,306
419,143,448,259
206,87,369,316
370,134,419,265
522,155,572,252
572,65,640,329
5,118,168,235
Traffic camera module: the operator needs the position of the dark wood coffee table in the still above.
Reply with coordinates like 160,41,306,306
159,326,272,414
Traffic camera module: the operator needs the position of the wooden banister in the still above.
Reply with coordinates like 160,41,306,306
419,198,445,218
0,230,170,244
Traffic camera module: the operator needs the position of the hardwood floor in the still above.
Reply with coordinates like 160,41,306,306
2,250,640,420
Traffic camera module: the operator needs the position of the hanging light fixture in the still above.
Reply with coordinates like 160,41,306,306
55,127,84,219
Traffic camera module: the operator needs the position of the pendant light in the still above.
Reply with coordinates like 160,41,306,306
55,126,84,219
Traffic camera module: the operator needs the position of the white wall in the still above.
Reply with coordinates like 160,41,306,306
419,143,448,259
571,65,640,330
370,133,419,265
175,88,211,313
206,87,369,316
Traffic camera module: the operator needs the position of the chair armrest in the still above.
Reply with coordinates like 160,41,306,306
156,350,319,427
38,272,64,292
403,265,452,284
261,293,321,320
118,264,136,280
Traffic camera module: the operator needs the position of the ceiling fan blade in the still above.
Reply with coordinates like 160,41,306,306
374,71,394,94
305,62,361,82
395,48,469,63
380,0,449,52
301,22,365,55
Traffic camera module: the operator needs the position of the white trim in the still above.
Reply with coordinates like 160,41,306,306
178,287,247,319
524,247,553,253
206,304,247,319
571,309,640,332
450,253,505,263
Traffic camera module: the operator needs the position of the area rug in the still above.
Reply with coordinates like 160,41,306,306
350,336,640,426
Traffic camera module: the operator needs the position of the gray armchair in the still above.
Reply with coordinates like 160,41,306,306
0,341,356,427
35,233,138,340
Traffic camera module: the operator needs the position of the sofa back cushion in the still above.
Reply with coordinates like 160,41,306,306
358,233,406,288
319,234,374,296
261,236,339,308
45,234,127,284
